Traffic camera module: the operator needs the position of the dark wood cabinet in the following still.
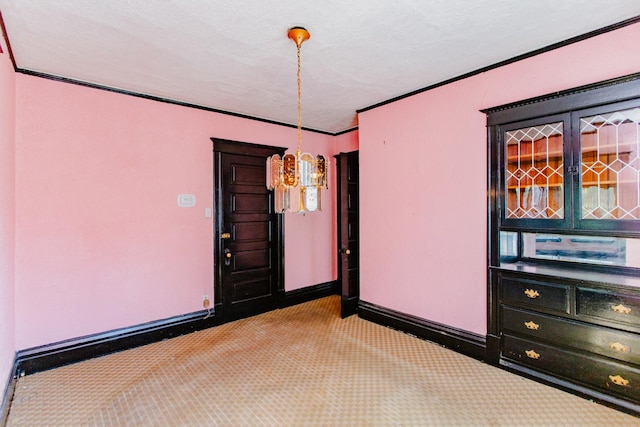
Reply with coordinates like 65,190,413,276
485,73,640,415
495,268,640,412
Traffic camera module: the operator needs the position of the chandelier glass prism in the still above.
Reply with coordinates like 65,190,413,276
266,27,328,213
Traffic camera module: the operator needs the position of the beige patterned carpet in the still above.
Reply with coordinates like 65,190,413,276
6,296,639,426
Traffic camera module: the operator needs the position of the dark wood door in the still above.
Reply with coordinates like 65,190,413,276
213,139,285,322
336,151,360,318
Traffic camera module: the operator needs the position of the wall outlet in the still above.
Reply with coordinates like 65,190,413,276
202,294,210,308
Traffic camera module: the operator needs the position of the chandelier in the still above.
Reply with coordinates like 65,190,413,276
266,27,328,213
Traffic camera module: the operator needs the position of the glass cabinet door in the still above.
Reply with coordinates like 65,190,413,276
580,107,640,220
488,76,640,274
505,122,564,219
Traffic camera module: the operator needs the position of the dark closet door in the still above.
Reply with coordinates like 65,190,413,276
336,151,360,318
213,139,284,322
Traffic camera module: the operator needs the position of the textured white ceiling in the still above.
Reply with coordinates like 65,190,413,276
1,1,639,133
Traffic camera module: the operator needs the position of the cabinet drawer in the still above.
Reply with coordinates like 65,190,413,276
501,277,569,313
502,306,640,365
577,287,640,328
503,335,640,402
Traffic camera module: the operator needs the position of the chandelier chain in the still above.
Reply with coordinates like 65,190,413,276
296,43,302,153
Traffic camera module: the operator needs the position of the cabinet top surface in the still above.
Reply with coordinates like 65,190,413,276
495,262,640,289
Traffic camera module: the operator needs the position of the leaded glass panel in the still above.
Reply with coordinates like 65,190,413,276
505,123,564,219
581,108,640,220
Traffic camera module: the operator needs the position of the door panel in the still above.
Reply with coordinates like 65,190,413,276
232,277,272,302
232,193,270,213
337,151,360,318
233,222,269,241
234,248,270,270
213,139,285,322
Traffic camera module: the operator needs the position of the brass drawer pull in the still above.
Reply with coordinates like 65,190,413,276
609,342,630,353
611,304,631,315
524,289,540,299
609,375,630,387
524,321,540,331
525,349,540,360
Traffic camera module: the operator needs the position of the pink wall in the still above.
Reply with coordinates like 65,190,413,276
14,75,336,350
0,34,16,384
358,22,640,336
335,129,359,154
11,21,640,354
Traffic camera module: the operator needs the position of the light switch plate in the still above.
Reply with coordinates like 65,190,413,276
177,194,196,207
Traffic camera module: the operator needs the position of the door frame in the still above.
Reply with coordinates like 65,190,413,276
336,150,360,318
212,138,286,322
